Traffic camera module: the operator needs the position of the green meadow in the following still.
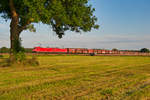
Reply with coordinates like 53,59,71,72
0,55,150,100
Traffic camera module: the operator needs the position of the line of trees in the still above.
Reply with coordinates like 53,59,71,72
0,47,10,53
0,47,33,53
112,48,150,53
0,47,150,53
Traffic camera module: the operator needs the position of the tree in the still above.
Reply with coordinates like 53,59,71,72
112,48,118,51
140,48,149,53
0,0,99,61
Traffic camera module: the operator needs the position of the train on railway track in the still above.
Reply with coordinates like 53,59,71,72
32,47,150,56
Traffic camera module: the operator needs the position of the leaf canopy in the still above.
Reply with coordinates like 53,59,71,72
0,0,99,38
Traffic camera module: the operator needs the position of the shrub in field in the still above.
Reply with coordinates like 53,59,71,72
25,56,39,66
0,38,39,66
100,89,113,100
0,58,11,67
112,48,118,51
0,47,9,53
140,48,149,53
15,51,26,63
0,54,39,67
0,55,3,58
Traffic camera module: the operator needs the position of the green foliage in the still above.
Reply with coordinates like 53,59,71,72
13,38,25,54
24,48,33,53
26,24,36,32
140,48,149,53
100,89,113,96
0,0,99,38
0,47,9,53
15,51,26,63
0,47,33,53
0,55,3,58
25,56,39,66
0,58,11,67
0,55,39,67
0,52,26,67
10,38,26,64
112,48,118,51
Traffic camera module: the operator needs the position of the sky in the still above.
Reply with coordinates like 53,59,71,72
0,0,150,50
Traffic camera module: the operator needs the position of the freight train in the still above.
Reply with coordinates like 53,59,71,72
32,47,148,56
32,47,112,54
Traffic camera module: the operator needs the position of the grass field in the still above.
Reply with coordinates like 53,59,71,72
0,55,150,100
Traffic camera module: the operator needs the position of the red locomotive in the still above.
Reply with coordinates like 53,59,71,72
32,47,68,53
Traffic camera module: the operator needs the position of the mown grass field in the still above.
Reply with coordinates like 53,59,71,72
0,55,150,100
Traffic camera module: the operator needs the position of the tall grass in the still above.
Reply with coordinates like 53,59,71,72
0,55,150,100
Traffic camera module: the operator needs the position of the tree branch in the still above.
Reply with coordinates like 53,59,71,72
18,21,31,33
9,0,19,24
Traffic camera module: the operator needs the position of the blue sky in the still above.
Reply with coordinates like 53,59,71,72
0,0,150,50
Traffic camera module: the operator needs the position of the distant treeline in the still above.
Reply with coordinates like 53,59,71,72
113,48,150,53
0,47,149,53
0,47,33,53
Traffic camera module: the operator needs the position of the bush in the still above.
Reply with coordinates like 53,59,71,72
25,56,39,66
140,48,149,53
112,48,118,51
0,55,3,58
15,51,26,63
0,38,39,67
0,58,11,67
24,48,33,53
0,47,9,53
0,54,39,67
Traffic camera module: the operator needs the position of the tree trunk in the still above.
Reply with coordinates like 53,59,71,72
9,18,20,61
9,0,21,61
